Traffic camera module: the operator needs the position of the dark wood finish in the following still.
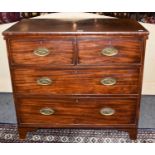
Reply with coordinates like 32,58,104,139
3,19,148,36
118,128,137,140
18,127,37,139
78,38,142,65
126,128,138,140
12,68,139,95
9,39,74,65
3,18,149,140
17,98,137,126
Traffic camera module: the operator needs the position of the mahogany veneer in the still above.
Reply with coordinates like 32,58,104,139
3,18,149,140
18,97,137,126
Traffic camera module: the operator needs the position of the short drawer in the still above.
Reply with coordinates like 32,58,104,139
78,39,142,65
17,98,137,126
9,39,74,65
12,68,139,95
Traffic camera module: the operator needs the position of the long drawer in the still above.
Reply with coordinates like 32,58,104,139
9,39,74,65
12,68,140,95
78,38,142,65
17,97,137,127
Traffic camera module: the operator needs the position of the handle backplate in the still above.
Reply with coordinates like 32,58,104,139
100,77,117,86
101,47,118,57
100,107,115,116
40,107,55,115
37,77,52,86
33,47,50,57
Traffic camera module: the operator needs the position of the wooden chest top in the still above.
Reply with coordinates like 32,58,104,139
3,18,148,36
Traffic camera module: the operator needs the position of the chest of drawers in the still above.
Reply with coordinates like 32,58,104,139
3,18,149,140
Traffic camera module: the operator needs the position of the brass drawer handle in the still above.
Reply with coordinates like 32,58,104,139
37,77,52,85
40,108,55,115
101,47,118,56
100,107,115,116
33,47,50,56
100,77,117,86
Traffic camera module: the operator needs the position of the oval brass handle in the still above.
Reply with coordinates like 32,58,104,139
101,47,118,56
100,107,115,116
40,107,55,115
100,77,117,86
33,47,49,56
37,77,52,86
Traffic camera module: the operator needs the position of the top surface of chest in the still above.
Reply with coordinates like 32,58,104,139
3,18,148,36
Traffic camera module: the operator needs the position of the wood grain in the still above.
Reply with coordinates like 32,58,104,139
17,97,137,126
12,68,140,95
3,19,149,36
78,38,142,65
9,39,74,65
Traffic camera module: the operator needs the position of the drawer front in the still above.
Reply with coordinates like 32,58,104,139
17,98,137,126
9,39,74,65
12,68,139,95
78,39,142,65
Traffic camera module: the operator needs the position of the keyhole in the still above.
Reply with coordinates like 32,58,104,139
76,99,79,103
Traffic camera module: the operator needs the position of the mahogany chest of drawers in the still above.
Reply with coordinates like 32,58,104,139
3,18,149,140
